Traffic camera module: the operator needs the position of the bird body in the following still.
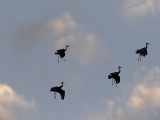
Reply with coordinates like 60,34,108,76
55,45,69,62
108,66,122,87
136,43,150,61
55,52,65,58
50,82,65,100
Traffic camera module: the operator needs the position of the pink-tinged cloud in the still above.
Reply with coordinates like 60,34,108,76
0,84,35,120
83,66,160,120
8,11,108,65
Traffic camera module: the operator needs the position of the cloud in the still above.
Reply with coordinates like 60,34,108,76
48,11,107,64
47,11,77,36
8,11,107,65
127,84,160,109
124,0,160,18
0,84,35,120
83,66,160,120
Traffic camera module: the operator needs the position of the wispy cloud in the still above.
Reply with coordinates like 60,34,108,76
124,0,160,18
47,11,77,37
48,11,107,65
83,66,160,120
10,11,107,65
0,84,35,120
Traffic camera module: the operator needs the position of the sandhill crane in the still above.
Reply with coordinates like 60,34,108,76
108,66,122,87
50,82,65,100
55,45,69,63
136,43,150,61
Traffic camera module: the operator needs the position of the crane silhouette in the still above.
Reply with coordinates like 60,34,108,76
50,82,65,100
136,43,150,61
108,66,122,87
55,45,69,63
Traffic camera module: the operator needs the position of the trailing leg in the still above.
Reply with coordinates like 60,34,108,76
62,58,66,61
54,93,57,99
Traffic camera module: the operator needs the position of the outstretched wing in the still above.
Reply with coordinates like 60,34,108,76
108,74,120,83
57,49,65,53
108,73,118,79
110,72,118,76
59,89,65,100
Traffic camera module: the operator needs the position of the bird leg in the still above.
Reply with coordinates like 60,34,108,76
62,58,66,61
54,93,57,99
114,80,117,87
138,55,141,61
112,79,113,85
58,56,59,63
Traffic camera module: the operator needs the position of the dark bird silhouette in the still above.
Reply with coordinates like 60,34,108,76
55,45,69,63
108,66,122,87
136,43,150,61
50,82,65,100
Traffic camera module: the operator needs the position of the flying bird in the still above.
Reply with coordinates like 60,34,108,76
108,66,122,87
50,82,65,100
55,45,69,63
136,43,150,61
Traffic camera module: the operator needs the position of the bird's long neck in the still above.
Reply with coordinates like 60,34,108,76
59,83,63,88
118,68,121,74
65,46,68,51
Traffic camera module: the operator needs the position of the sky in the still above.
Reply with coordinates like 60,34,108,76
0,0,160,120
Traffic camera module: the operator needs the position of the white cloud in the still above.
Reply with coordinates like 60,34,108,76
47,11,77,36
48,11,107,65
83,66,160,120
127,84,160,109
8,11,107,65
124,0,160,18
0,84,35,120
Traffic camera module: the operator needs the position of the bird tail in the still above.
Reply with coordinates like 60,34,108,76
136,50,140,54
108,75,112,79
55,52,59,55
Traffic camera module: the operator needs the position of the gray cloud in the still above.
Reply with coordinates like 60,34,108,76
124,0,160,18
8,11,108,65
50,11,108,65
83,66,160,120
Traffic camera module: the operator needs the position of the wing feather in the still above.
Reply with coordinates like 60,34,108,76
59,89,65,100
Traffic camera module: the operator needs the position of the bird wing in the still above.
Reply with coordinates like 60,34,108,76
57,49,65,53
110,72,118,75
108,73,118,79
114,75,120,84
140,48,148,56
59,89,65,100
50,86,58,92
